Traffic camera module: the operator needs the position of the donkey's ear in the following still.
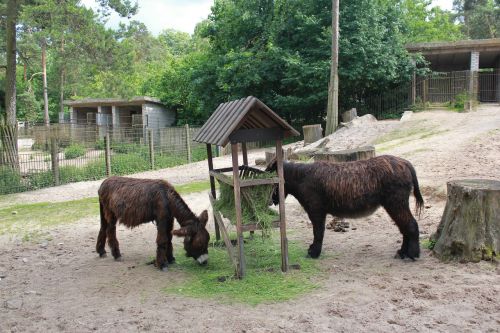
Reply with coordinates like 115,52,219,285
199,210,208,227
172,227,190,237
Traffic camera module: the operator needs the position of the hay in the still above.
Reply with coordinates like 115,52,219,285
214,172,278,236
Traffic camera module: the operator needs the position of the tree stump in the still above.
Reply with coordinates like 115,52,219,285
303,124,323,146
432,179,500,262
341,108,357,123
313,146,375,162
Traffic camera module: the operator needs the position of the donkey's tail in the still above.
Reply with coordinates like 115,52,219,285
409,163,424,218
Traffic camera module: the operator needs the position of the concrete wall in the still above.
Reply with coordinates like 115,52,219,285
142,103,175,129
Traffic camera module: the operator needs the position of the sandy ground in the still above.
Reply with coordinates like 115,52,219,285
1,105,499,332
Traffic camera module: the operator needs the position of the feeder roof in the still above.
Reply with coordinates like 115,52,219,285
193,96,299,146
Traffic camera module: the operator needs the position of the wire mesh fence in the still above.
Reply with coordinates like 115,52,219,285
0,124,216,195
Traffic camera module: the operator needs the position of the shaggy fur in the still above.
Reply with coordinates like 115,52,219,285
266,155,424,260
96,176,210,270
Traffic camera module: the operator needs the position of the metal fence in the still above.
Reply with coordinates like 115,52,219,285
354,70,500,119
0,124,215,195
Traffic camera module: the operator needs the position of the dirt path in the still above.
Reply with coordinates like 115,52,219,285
1,105,499,332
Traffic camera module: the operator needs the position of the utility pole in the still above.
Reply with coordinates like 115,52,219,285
325,0,339,135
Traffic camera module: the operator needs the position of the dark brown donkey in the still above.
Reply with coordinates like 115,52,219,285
266,155,424,260
96,176,210,270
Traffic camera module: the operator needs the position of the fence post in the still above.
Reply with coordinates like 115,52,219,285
50,137,60,186
149,128,154,170
105,131,111,177
185,124,192,163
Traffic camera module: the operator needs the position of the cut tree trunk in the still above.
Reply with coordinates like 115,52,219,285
341,108,357,123
313,146,375,162
303,124,323,146
432,179,500,262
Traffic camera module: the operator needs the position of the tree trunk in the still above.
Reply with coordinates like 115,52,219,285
325,0,339,135
432,179,500,262
303,124,323,146
2,0,19,171
313,146,375,162
42,39,50,127
5,0,18,128
59,37,66,121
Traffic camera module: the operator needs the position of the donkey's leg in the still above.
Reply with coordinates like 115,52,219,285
383,199,420,260
155,220,170,270
106,218,121,260
166,227,175,264
96,202,108,257
307,211,327,258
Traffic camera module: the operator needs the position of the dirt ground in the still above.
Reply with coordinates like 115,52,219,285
1,105,499,332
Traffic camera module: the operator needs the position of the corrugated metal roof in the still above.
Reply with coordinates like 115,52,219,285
63,96,163,107
194,96,300,146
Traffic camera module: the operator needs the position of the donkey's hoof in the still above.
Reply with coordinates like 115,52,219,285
114,256,123,262
98,252,107,258
161,266,169,272
395,249,406,259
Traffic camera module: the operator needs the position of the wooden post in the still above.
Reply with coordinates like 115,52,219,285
185,124,192,163
50,137,59,186
105,131,111,177
148,128,154,170
303,124,323,146
313,146,376,162
231,142,245,278
276,140,289,272
207,144,221,241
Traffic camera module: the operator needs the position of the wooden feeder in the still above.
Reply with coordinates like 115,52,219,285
193,96,300,278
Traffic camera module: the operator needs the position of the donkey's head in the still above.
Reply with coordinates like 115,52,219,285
172,210,210,265
265,158,287,206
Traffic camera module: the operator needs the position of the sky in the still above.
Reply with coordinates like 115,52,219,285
81,0,455,36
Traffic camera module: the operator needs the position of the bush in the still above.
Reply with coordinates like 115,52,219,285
64,143,86,159
0,167,25,194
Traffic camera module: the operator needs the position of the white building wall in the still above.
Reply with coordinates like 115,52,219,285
142,103,175,128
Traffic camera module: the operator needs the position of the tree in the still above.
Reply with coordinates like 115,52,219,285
325,0,339,135
2,0,20,170
453,0,500,39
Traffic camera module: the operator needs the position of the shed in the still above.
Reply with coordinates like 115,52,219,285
62,96,175,128
194,96,299,278
406,38,500,103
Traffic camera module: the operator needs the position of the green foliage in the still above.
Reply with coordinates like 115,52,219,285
453,0,500,39
421,238,436,250
448,92,472,111
0,167,25,195
164,237,322,305
64,143,86,159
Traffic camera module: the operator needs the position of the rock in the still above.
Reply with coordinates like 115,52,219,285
400,111,413,122
11,211,17,215
4,299,23,310
40,241,48,249
22,258,28,263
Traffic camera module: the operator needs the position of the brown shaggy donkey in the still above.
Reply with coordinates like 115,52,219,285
96,176,210,270
266,155,424,260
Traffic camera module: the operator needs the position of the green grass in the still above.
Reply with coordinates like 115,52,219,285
164,237,323,305
421,238,436,250
0,180,213,238
376,128,449,152
0,197,99,237
175,180,212,195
